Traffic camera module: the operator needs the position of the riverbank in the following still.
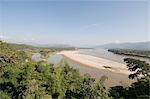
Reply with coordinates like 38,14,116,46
58,50,134,87
58,51,132,75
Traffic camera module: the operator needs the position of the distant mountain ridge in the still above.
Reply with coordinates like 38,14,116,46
1,41,75,49
95,41,150,50
34,44,75,48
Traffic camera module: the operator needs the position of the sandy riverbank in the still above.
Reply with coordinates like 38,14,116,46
58,51,132,75
58,50,134,87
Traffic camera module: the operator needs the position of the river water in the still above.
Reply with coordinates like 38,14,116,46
31,49,150,87
32,48,150,65
78,48,150,64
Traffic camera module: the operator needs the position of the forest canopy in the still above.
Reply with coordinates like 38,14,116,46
0,41,109,99
0,41,150,99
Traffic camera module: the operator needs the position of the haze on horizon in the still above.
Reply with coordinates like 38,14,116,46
0,0,149,46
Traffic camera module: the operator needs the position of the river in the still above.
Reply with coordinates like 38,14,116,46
31,49,150,87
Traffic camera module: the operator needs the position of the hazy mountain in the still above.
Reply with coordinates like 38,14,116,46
95,41,150,50
34,44,75,48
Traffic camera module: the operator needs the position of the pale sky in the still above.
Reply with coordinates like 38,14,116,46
0,0,149,46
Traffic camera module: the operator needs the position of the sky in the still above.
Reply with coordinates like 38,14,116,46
0,0,149,46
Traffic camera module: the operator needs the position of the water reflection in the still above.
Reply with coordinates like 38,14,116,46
32,53,41,62
47,54,63,65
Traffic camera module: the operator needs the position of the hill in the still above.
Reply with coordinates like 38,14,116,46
34,44,75,49
0,40,109,99
95,41,150,50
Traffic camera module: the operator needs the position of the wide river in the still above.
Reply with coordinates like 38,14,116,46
32,49,150,87
78,49,150,64
46,48,150,65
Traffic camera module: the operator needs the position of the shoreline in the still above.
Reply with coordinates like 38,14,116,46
57,50,134,87
63,54,119,74
58,50,132,75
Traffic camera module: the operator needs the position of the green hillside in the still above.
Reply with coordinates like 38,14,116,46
0,41,109,99
0,41,149,99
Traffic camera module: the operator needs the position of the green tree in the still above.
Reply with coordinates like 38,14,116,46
124,58,150,80
110,58,150,98
0,41,110,99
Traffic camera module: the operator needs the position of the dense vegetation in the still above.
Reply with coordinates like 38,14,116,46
110,58,150,98
0,41,109,99
1,41,150,99
5,41,76,60
108,49,150,58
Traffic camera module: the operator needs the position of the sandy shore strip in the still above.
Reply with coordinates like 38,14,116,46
58,50,132,75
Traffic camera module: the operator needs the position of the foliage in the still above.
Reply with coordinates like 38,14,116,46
0,41,109,99
0,41,28,64
0,91,11,99
110,58,150,99
108,49,150,58
124,58,150,80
